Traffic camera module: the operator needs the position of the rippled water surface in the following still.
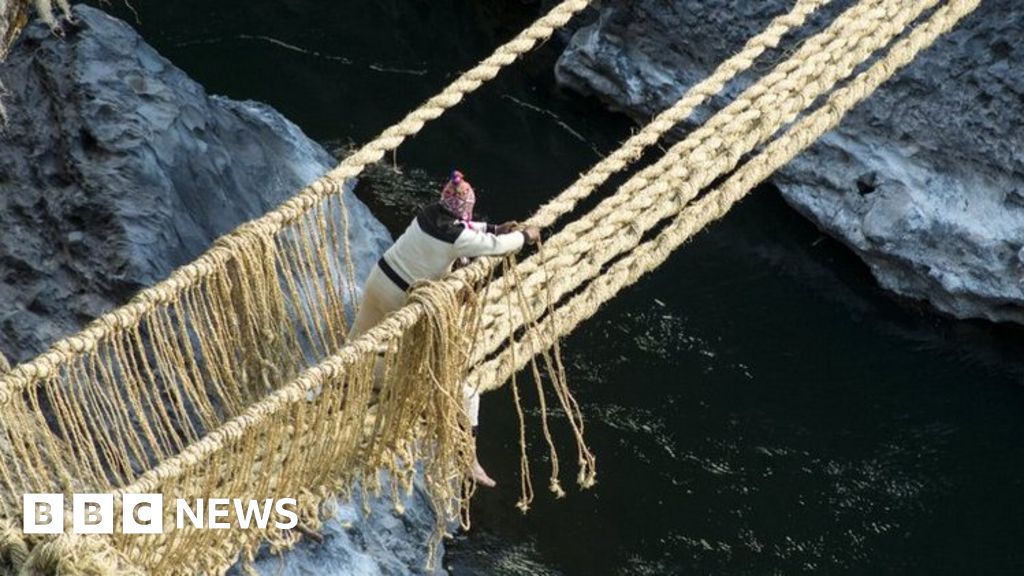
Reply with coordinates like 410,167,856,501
95,1,1024,573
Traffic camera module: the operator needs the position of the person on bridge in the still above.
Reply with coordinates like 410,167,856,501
348,169,541,487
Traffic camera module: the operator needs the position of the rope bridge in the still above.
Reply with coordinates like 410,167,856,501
0,0,979,573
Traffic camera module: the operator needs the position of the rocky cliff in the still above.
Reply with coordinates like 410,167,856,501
0,5,440,573
0,4,390,363
555,0,1024,324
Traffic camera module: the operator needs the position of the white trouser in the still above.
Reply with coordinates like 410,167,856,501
349,265,481,427
349,265,408,340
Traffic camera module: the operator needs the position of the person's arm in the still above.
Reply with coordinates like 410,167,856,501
453,226,541,258
464,220,496,234
453,228,526,258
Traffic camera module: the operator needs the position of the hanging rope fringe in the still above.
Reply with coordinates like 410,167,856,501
0,0,981,572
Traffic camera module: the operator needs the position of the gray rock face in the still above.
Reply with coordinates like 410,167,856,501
555,0,1024,324
0,5,438,574
0,4,390,363
235,477,445,576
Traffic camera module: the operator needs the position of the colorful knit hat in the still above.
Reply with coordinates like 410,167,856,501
440,170,475,221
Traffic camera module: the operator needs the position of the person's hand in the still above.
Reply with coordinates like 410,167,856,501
522,226,541,246
495,221,519,235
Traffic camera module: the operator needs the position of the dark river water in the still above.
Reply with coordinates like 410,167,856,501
92,1,1024,574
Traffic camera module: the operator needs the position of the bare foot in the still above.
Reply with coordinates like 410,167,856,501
471,458,496,488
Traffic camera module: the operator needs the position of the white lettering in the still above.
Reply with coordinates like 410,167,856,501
123,494,163,534
176,499,204,529
23,494,63,534
207,498,230,529
275,498,298,530
73,494,113,534
233,499,274,529
24,493,301,533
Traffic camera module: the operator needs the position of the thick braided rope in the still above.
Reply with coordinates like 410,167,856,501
483,0,909,266
446,0,856,324
0,0,592,400
528,0,833,229
19,532,144,576
466,0,982,391
470,0,936,362
472,0,899,314
320,0,591,187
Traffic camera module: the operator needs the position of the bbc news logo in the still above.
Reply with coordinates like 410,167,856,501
23,494,299,534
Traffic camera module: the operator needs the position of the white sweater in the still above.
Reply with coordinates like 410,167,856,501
378,203,526,290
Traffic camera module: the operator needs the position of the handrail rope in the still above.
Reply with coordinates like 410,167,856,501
464,0,897,326
467,0,982,391
458,0,842,343
526,0,833,230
